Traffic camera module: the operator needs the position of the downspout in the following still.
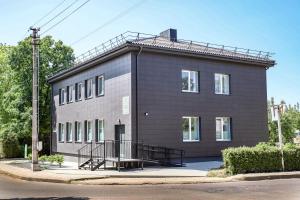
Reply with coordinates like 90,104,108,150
50,84,53,155
136,46,143,143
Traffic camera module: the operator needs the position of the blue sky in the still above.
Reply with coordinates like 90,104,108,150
1,0,299,105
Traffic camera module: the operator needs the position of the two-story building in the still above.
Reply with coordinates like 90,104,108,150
48,29,275,163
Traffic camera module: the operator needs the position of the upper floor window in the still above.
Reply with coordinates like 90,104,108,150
84,120,93,142
59,88,65,105
96,75,104,96
216,117,232,141
182,116,200,142
95,119,104,142
182,70,199,93
75,82,82,101
58,123,65,142
66,122,73,142
66,85,73,103
75,121,82,142
215,73,230,95
85,79,93,99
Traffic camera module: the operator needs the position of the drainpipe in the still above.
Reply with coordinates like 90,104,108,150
136,46,143,144
50,84,53,155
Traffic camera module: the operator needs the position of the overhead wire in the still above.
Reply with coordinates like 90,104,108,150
32,0,67,27
71,0,146,46
39,0,79,29
40,0,91,35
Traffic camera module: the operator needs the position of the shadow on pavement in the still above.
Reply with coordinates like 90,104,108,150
1,197,89,200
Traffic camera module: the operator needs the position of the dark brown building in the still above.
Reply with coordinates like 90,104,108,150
48,29,275,162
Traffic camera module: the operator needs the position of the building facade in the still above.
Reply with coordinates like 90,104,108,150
48,29,275,160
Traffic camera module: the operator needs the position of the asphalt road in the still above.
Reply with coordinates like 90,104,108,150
0,174,300,200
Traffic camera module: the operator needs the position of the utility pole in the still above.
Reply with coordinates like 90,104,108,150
30,27,40,171
271,103,285,171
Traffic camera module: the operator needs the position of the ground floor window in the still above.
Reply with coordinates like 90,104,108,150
95,119,104,142
85,120,93,142
75,121,82,142
58,123,64,142
182,117,200,142
216,117,231,141
66,122,73,142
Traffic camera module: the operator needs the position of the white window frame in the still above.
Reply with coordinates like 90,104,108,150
67,85,73,103
96,75,104,96
216,117,231,141
85,79,93,99
86,120,93,142
96,119,104,142
59,88,65,105
215,73,230,95
76,83,82,101
66,122,73,142
58,123,65,142
181,70,199,93
75,121,82,142
182,116,200,142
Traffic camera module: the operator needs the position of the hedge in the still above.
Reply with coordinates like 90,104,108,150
223,143,300,175
0,135,21,158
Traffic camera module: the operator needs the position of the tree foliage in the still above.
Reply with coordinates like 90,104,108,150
0,36,74,153
268,101,300,144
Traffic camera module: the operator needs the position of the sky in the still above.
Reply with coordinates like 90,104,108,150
0,0,299,105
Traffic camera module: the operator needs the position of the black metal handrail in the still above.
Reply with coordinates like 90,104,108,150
78,140,185,170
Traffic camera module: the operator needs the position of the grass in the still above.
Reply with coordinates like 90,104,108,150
207,168,228,178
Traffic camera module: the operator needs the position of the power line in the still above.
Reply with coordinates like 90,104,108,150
41,0,91,35
40,0,79,29
71,0,146,46
32,0,67,27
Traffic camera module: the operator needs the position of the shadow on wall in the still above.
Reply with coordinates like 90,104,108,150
2,197,89,200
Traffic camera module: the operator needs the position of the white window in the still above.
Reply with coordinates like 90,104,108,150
75,83,82,101
96,119,104,142
67,85,73,103
215,73,230,95
182,117,200,142
85,79,93,98
75,121,82,142
96,75,104,96
216,117,231,141
59,88,65,105
85,120,93,142
66,122,73,142
58,123,65,142
182,70,199,92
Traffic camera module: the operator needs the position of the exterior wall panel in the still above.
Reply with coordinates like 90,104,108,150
136,52,268,157
51,53,132,155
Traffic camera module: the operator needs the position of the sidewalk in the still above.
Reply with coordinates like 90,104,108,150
1,159,300,185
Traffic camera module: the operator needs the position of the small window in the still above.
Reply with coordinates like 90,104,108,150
75,83,82,101
66,122,73,142
85,120,93,142
216,117,232,141
96,75,104,96
75,121,82,142
58,123,65,142
85,79,93,99
182,117,200,142
215,73,230,95
67,85,73,103
182,70,199,93
95,119,104,142
59,88,65,105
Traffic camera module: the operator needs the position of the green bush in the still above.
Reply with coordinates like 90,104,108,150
223,144,300,175
0,133,21,158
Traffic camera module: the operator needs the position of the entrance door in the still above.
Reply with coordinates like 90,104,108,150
115,125,125,158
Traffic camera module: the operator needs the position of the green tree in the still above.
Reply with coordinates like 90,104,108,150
0,36,74,153
268,102,300,144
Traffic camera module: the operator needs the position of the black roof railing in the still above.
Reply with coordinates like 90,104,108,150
73,31,274,67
